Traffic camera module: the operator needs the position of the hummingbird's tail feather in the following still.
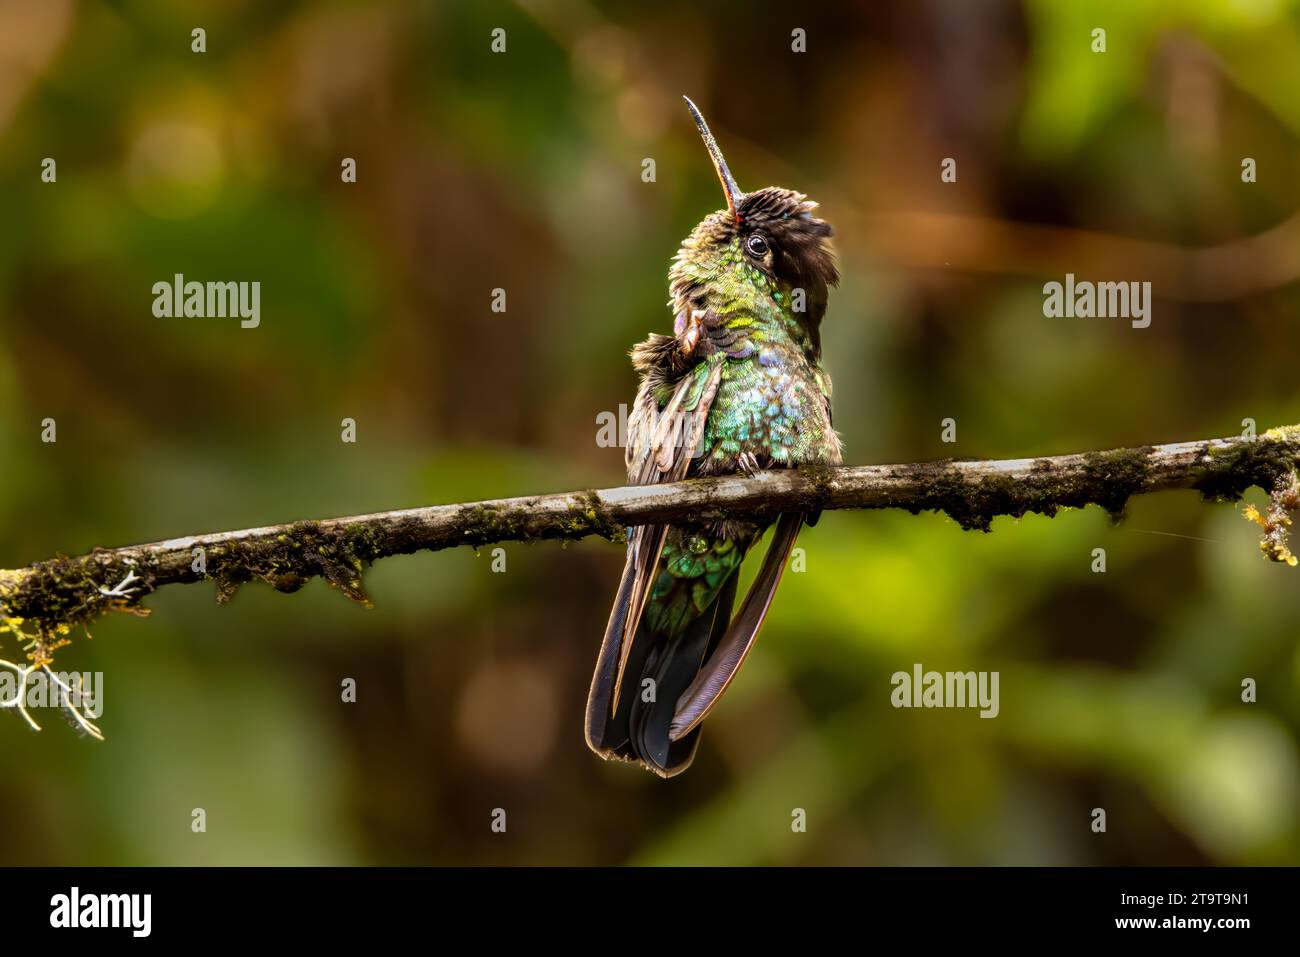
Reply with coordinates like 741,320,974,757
627,571,738,776
587,515,801,776
668,512,803,742
611,523,668,713
584,539,641,759
585,542,741,777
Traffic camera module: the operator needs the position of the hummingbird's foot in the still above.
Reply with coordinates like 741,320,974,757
738,452,763,477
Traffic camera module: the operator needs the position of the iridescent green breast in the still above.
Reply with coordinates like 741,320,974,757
701,345,836,468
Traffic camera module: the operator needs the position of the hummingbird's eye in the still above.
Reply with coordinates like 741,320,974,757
745,234,769,257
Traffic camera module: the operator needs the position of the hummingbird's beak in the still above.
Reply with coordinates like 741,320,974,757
683,96,743,221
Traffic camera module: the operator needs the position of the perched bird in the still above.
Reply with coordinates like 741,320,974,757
585,97,841,776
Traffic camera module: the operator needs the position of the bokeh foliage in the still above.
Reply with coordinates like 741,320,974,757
1,0,1298,864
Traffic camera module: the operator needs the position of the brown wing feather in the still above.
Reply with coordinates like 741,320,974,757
608,360,722,715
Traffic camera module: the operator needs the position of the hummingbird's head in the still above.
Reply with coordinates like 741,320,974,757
668,97,838,353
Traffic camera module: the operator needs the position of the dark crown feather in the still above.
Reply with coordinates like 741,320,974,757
737,187,839,292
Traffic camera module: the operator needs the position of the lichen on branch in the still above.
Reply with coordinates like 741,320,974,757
1245,469,1300,565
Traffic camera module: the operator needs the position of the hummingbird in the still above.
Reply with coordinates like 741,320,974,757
585,97,841,777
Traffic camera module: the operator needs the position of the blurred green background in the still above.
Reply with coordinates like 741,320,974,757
2,0,1299,865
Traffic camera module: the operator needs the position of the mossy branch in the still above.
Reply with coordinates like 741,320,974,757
3,425,1300,663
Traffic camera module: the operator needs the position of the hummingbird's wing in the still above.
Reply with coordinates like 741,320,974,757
613,358,723,711
667,511,804,742
584,356,722,761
